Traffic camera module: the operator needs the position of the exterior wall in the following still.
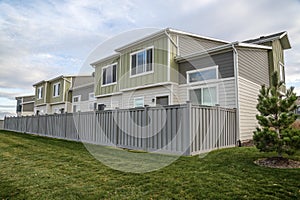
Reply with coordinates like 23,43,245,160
72,76,94,88
178,35,227,56
94,56,120,96
96,95,120,110
49,79,65,104
34,105,48,115
178,51,234,84
177,78,236,108
121,85,172,108
238,47,269,86
23,103,34,112
51,103,66,114
72,84,95,112
238,77,261,141
34,82,49,105
119,35,169,90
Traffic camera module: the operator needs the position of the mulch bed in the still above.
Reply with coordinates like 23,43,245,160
254,157,300,169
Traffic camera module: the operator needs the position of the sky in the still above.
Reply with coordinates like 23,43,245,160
0,0,300,119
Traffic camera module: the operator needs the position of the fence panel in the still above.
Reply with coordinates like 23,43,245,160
2,104,236,155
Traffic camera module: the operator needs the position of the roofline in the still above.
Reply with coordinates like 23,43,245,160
175,42,271,62
115,28,230,52
15,95,35,99
90,53,120,67
168,28,230,44
33,80,46,86
115,29,166,52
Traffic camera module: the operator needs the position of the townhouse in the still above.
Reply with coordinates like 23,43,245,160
90,28,291,141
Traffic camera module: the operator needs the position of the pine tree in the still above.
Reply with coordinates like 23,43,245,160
253,71,300,156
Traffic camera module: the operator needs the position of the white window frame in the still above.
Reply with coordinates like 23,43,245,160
89,93,95,101
187,84,219,106
37,86,43,99
73,104,80,112
279,62,285,82
130,46,154,78
186,66,218,84
101,63,117,87
53,82,61,97
72,95,81,103
134,97,144,108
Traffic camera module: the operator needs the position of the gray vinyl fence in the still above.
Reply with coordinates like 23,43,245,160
3,103,237,155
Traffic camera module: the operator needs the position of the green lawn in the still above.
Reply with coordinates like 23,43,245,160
0,130,299,199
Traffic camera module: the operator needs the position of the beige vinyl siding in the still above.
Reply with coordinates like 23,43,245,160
121,85,172,108
178,35,226,56
238,77,261,141
238,48,269,86
94,57,120,96
119,36,169,90
177,78,236,108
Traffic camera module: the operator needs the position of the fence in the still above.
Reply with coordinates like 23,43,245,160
0,120,3,129
3,103,237,155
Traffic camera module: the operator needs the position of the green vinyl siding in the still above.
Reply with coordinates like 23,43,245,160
94,57,120,96
170,33,179,83
49,79,64,104
35,82,49,105
119,36,169,90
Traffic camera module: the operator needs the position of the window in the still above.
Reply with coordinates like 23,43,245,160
187,66,218,83
279,63,285,82
89,93,95,101
102,64,117,86
73,105,80,112
131,47,153,76
134,97,144,107
189,86,217,106
37,86,43,99
53,83,60,97
73,96,80,103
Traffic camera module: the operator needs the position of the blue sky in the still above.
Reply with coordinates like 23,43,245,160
1,0,300,119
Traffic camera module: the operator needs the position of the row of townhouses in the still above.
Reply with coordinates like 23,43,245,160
16,28,292,141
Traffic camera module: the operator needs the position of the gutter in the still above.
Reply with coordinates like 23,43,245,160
232,43,241,143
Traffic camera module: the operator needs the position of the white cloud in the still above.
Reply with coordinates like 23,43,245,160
1,0,300,118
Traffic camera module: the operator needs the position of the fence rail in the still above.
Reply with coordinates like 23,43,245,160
3,103,237,155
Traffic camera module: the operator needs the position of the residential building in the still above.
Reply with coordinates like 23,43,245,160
91,28,291,141
33,75,93,114
15,95,35,116
70,76,96,112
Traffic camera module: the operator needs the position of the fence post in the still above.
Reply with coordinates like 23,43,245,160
185,101,192,156
143,105,149,151
64,113,67,139
77,112,80,141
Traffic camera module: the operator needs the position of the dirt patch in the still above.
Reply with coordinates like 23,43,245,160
254,157,300,169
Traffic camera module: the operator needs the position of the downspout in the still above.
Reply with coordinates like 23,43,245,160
232,42,241,145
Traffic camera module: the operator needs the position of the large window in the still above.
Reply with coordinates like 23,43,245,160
189,86,217,106
187,66,218,83
102,64,117,86
53,83,60,97
37,86,43,99
131,47,153,76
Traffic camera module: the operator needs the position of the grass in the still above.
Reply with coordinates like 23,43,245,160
0,130,299,199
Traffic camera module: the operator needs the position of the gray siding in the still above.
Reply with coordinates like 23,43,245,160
23,103,34,112
73,85,94,101
178,51,234,84
73,76,94,88
238,48,269,86
178,35,226,56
